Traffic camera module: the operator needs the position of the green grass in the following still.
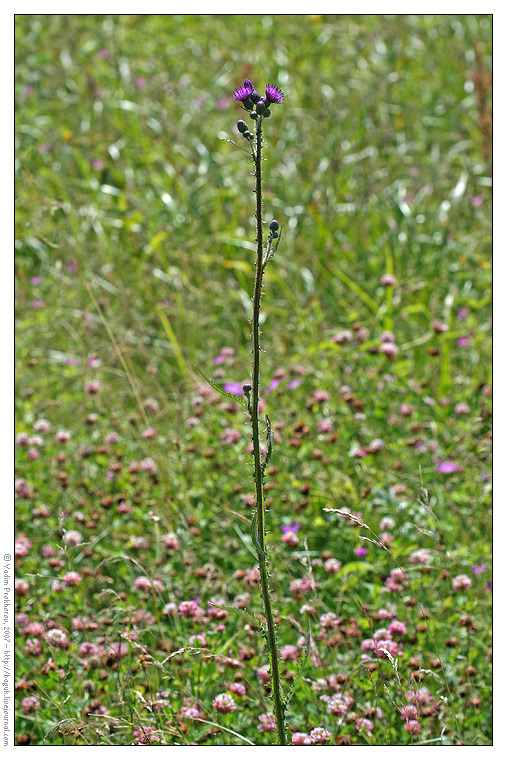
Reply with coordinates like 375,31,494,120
15,14,491,746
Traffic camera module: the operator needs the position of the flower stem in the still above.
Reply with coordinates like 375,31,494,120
250,115,287,746
251,116,265,550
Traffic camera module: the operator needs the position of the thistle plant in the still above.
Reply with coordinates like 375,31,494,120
200,78,291,744
234,78,288,745
239,79,287,745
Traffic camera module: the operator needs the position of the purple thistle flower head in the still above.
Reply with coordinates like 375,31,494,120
265,83,284,105
233,79,254,102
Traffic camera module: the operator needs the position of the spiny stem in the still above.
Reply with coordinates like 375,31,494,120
249,115,287,746
258,557,286,744
251,115,265,550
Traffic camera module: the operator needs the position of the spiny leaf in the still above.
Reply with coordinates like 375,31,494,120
262,414,273,475
209,602,265,631
195,368,248,408
250,512,265,561
219,136,251,155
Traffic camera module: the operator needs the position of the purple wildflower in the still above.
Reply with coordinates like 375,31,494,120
281,522,300,534
233,79,254,102
292,733,313,745
265,83,284,104
22,696,40,714
436,460,459,474
472,564,487,575
452,574,472,591
258,713,276,732
265,378,281,393
223,382,244,396
287,379,302,390
213,693,236,713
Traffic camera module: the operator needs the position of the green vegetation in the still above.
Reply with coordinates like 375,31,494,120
15,14,491,745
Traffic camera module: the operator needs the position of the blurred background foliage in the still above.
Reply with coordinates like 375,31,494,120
15,14,491,415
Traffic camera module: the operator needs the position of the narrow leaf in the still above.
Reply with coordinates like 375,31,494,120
195,368,248,408
262,414,273,474
250,512,264,560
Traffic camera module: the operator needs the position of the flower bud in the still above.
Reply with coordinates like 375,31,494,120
269,220,280,231
243,383,252,394
237,120,248,134
250,110,258,119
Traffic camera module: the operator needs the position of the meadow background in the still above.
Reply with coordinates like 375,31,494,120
14,14,492,746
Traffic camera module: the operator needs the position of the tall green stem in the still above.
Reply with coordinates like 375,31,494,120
251,116,265,550
250,116,287,746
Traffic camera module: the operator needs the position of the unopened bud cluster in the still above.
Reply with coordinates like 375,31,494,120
269,219,280,239
237,119,254,140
